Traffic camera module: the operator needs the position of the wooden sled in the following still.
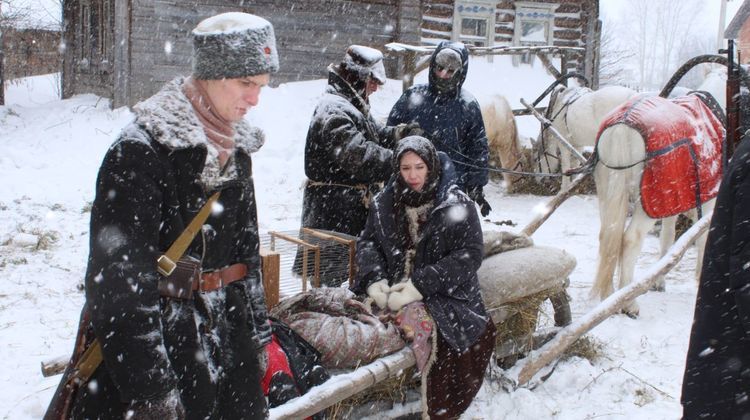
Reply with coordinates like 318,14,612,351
41,229,576,420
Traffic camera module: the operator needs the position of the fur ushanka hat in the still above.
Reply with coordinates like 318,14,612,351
341,45,387,85
192,12,279,80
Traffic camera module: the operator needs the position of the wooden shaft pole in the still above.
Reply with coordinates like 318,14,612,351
269,348,416,420
512,213,712,387
520,172,591,237
520,97,587,164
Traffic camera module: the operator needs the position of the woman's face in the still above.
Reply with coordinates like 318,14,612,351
202,74,271,123
399,151,429,192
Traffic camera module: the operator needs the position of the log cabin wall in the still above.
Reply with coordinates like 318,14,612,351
64,0,420,107
3,28,61,79
61,0,598,106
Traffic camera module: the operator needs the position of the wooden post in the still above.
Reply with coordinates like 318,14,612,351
511,213,712,387
537,52,562,81
403,50,416,91
302,248,308,293
348,241,356,286
260,247,280,309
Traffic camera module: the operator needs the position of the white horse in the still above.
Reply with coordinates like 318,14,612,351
479,94,526,193
591,67,727,316
541,85,638,190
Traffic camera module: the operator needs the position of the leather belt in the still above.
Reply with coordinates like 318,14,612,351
196,263,247,292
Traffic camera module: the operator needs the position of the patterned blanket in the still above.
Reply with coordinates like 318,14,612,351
269,288,405,369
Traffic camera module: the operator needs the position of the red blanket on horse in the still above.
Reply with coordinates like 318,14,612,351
596,94,724,219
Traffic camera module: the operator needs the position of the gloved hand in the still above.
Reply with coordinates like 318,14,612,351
367,279,391,309
125,389,185,420
468,186,492,217
393,122,424,140
387,280,424,312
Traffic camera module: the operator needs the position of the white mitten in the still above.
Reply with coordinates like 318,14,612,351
367,279,391,309
387,280,424,312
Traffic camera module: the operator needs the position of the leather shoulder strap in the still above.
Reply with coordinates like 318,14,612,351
157,192,220,276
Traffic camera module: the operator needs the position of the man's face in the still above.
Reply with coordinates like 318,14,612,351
434,65,457,80
433,49,462,81
202,74,271,123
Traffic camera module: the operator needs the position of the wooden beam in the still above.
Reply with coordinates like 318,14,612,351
511,214,712,387
537,52,562,80
520,98,587,164
520,173,591,237
269,347,416,420
41,355,68,378
512,107,547,117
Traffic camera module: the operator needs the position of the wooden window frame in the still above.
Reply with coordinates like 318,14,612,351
452,1,496,48
513,2,557,47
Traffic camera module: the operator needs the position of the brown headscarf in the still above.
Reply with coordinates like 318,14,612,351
182,77,235,168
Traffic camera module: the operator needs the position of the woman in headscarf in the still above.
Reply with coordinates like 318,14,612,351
351,135,496,419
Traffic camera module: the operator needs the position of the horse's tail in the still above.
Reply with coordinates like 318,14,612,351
591,124,633,301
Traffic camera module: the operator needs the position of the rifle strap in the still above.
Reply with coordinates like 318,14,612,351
69,340,102,385
157,192,221,276
70,192,220,385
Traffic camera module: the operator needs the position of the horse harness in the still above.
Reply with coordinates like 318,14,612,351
537,87,590,174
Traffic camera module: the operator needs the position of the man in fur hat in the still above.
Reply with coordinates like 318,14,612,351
301,45,421,245
45,12,276,419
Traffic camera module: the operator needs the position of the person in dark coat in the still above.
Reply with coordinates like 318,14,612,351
302,45,420,238
45,12,278,420
351,136,496,419
681,138,750,419
387,41,492,217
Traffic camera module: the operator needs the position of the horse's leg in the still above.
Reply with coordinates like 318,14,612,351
693,199,716,282
653,215,677,292
618,206,657,317
559,146,571,191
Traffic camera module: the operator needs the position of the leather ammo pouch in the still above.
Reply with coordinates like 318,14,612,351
157,255,200,299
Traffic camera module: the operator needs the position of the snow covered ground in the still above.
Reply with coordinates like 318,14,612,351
0,62,699,419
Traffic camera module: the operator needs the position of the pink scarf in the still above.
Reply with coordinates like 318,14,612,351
182,78,235,168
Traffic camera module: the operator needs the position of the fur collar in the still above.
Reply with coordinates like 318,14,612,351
133,77,265,156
